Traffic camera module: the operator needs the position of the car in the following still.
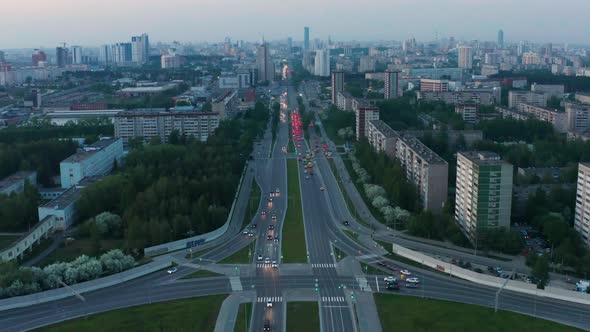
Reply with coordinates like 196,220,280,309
305,176,310,179
267,234,273,241
251,223,257,229
269,225,274,230
261,211,266,216
377,262,386,267
406,277,420,283
264,258,271,265
388,266,398,271
167,267,178,274
400,270,412,276
266,301,273,307
263,320,271,331
243,230,249,235
274,237,279,242
405,283,419,288
386,281,400,291
257,255,263,261
272,215,277,221
304,169,307,173
276,188,280,194
383,276,396,283
248,232,254,237
320,186,325,191
342,220,350,226
272,261,278,268
474,268,483,273
268,198,273,203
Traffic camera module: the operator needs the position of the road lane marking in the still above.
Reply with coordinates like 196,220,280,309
230,277,243,291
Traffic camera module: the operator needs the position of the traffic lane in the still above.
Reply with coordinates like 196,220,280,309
2,278,232,332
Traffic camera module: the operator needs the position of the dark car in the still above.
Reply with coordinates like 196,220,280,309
405,283,419,288
251,223,257,229
267,234,273,241
386,281,400,291
263,320,271,331
343,220,350,226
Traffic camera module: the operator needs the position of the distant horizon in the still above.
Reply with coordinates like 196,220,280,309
1,0,588,49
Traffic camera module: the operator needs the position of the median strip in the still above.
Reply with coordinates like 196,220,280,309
281,159,307,263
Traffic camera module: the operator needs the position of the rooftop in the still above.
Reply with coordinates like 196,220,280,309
116,109,219,117
369,120,399,138
459,151,510,166
41,177,100,210
61,138,120,163
399,135,446,165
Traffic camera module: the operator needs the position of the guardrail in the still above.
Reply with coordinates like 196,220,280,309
0,258,172,312
391,243,590,306
143,163,249,256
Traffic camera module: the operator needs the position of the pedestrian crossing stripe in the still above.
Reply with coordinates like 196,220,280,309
321,296,345,302
257,296,283,303
312,263,336,268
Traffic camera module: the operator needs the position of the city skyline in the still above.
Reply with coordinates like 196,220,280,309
1,0,588,48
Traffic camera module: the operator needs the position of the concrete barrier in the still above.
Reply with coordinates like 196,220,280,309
0,259,172,312
391,243,590,306
143,164,249,256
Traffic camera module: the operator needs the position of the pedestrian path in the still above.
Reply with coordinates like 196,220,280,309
230,277,243,291
321,296,345,303
312,263,336,268
256,296,283,303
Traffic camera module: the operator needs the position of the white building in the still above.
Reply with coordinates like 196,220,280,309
60,138,124,189
575,163,590,246
508,91,547,109
458,46,473,69
161,54,185,69
71,46,83,64
566,102,590,133
131,33,150,64
314,49,330,77
420,79,449,93
256,43,274,82
0,171,37,196
359,55,376,73
520,103,568,133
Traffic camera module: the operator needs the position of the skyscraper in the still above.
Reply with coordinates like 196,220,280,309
455,151,513,244
458,46,473,69
497,29,504,49
99,45,110,65
331,70,344,104
131,33,150,64
304,27,310,51
287,37,293,53
256,43,274,82
71,46,83,64
314,49,330,77
55,47,69,67
384,70,400,99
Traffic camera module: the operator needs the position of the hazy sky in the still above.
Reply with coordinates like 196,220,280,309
0,0,588,48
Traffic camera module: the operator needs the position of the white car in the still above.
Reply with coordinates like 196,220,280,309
264,258,271,265
320,186,325,191
276,188,280,194
400,270,412,276
257,255,263,261
242,230,249,235
406,277,420,283
272,261,278,268
267,301,273,308
167,267,178,274
383,276,396,283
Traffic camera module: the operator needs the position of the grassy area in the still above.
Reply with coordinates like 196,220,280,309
288,139,295,153
286,302,320,332
0,235,19,250
234,302,252,332
344,229,360,243
219,244,252,264
282,159,307,263
333,246,347,261
375,293,582,332
35,295,226,332
362,262,388,275
181,269,223,279
37,238,125,267
19,237,55,264
184,246,216,259
243,180,262,229
342,157,387,225
327,158,370,229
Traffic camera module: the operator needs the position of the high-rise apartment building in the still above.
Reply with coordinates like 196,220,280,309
574,163,590,246
359,55,376,73
112,43,132,64
331,70,344,104
314,49,330,77
565,102,590,133
304,27,310,50
114,109,220,146
131,33,150,64
256,43,274,82
455,104,478,124
56,47,69,67
384,70,400,99
32,49,47,66
355,103,379,140
497,29,504,49
455,151,513,243
71,46,83,64
458,46,473,69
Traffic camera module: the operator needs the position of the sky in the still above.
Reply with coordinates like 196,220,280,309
0,0,588,49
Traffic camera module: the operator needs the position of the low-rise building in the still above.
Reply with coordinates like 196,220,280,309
60,138,124,189
496,106,529,121
116,83,179,98
418,89,498,106
531,84,565,99
0,171,37,196
419,79,449,93
508,90,546,109
565,102,590,133
575,93,590,105
212,89,240,119
455,104,478,124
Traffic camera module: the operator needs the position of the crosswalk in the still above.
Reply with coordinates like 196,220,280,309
312,263,336,268
257,296,283,303
321,296,345,303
